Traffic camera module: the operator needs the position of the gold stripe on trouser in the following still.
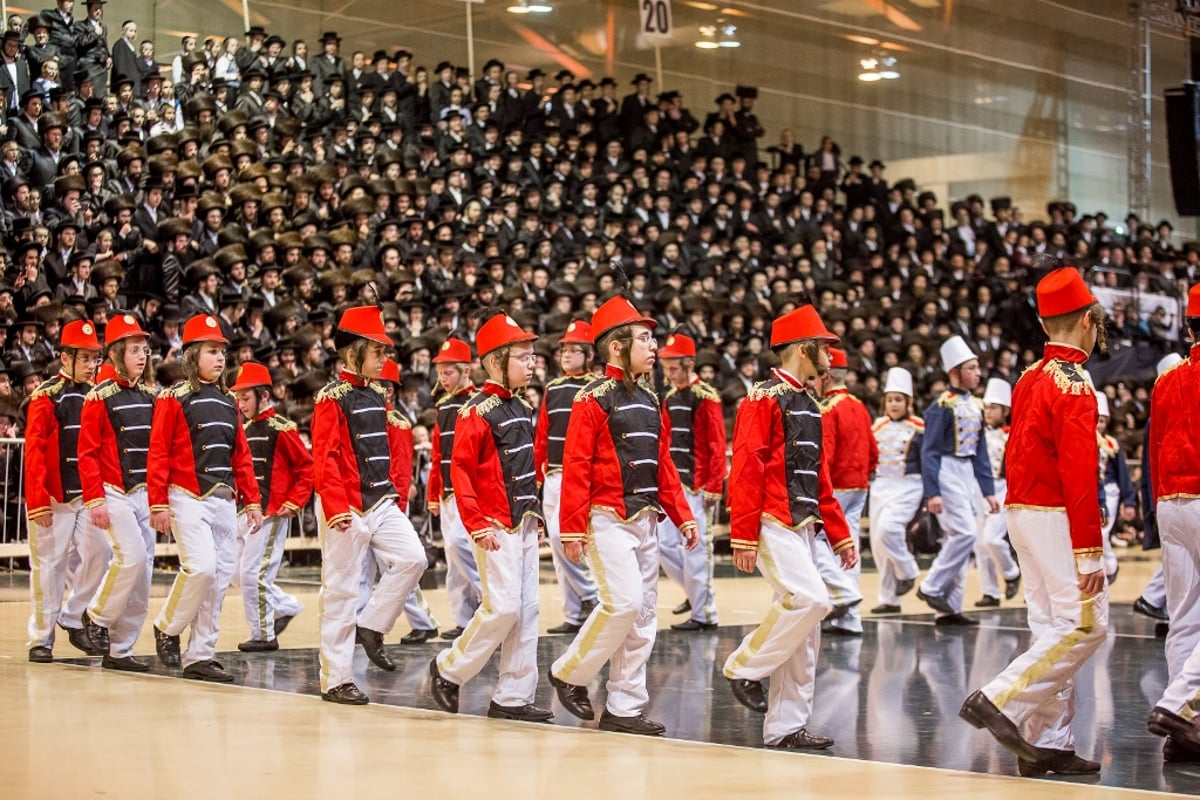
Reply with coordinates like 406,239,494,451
90,525,125,620
441,538,494,670
555,519,614,682
724,532,791,676
991,593,1096,711
413,587,439,628
159,512,190,628
27,517,44,647
257,519,280,637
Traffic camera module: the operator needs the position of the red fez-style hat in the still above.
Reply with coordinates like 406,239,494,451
104,313,148,344
590,296,656,343
770,305,838,348
379,358,401,384
477,313,537,358
336,306,392,346
182,314,229,346
558,320,593,346
1188,283,1200,318
1036,267,1096,318
658,332,697,358
828,347,848,369
432,337,472,364
61,319,102,350
229,361,272,391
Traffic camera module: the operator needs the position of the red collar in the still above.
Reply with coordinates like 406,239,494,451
772,367,807,391
339,369,370,388
1043,342,1090,364
253,407,277,423
826,386,849,398
453,383,476,397
482,380,512,399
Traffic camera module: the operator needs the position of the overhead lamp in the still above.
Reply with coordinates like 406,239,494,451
878,55,900,79
508,0,552,13
696,25,720,48
717,20,740,47
858,56,879,81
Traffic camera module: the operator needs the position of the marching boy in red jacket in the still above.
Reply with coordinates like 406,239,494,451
428,311,550,722
549,296,698,737
229,361,313,652
25,319,105,663
312,306,428,705
722,305,858,751
148,314,263,682
961,266,1107,777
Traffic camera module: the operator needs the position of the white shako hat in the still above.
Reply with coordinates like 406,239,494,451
983,378,1011,407
1157,353,1183,375
1096,392,1110,418
883,367,913,398
940,335,976,371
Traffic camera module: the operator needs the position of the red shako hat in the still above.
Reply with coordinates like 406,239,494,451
229,361,272,391
182,314,229,346
558,320,593,346
1036,267,1096,318
104,313,148,344
61,319,102,350
432,337,472,364
658,332,696,358
828,347,848,368
477,312,536,358
769,305,838,348
336,305,392,346
590,296,656,343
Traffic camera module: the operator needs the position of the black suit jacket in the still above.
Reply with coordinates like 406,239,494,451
111,37,139,94
0,56,31,110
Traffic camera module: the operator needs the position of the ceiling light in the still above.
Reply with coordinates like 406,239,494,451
858,71,882,82
508,0,552,13
717,20,740,47
878,55,899,79
696,24,719,48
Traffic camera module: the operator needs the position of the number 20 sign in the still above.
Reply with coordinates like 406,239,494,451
640,0,672,38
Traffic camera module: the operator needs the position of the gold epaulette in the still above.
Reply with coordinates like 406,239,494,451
87,379,122,401
461,393,501,419
691,380,720,402
387,409,412,429
817,392,851,414
30,375,65,399
159,380,193,400
747,378,789,402
574,377,616,403
935,390,956,408
315,379,352,402
871,416,889,432
435,386,476,407
369,382,387,397
1042,359,1093,396
1019,362,1040,381
1099,433,1118,455
268,414,298,433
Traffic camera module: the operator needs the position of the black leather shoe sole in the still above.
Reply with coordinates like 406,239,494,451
182,662,234,683
83,613,110,654
356,627,396,671
768,728,834,749
322,683,370,705
400,629,439,644
671,619,718,632
65,625,102,656
974,596,1001,608
959,690,1041,762
671,600,691,615
440,626,466,640
895,578,916,597
429,658,460,713
102,655,150,672
870,604,902,614
154,626,181,668
546,621,583,634
597,711,665,736
548,669,594,720
1018,747,1100,777
917,588,955,615
238,639,280,652
1149,707,1200,750
729,678,768,713
935,613,979,627
1134,597,1170,621
28,647,52,663
487,702,553,722
1004,575,1022,600
273,615,295,637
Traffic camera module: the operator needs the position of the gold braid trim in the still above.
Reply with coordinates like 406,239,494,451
461,393,502,419
87,380,122,401
387,409,412,429
692,380,720,402
574,377,617,403
30,375,66,399
747,379,790,402
267,414,298,433
1041,359,1094,396
315,379,353,402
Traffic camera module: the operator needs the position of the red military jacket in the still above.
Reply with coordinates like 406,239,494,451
24,372,90,517
1150,342,1200,502
387,406,414,513
311,371,404,527
559,364,694,543
426,384,476,508
1005,343,1102,562
242,407,313,517
818,387,879,492
729,368,852,552
661,375,727,500
78,376,157,506
147,380,261,513
451,381,543,538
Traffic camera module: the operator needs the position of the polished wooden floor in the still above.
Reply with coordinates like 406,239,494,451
0,552,1186,800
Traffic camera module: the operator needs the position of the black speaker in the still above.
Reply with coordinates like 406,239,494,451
1165,84,1200,216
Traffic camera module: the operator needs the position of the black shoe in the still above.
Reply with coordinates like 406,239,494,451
1158,622,1171,638
671,619,718,632
273,614,295,638
102,654,149,672
870,604,902,614
549,669,593,720
1017,747,1101,777
1150,707,1200,750
729,678,768,713
546,621,583,634
487,702,553,722
895,577,915,597
768,728,834,750
356,626,396,671
1165,736,1200,763
974,596,1001,608
400,628,439,644
672,599,691,615
28,646,52,663
154,625,181,668
439,626,466,641
65,624,100,656
1004,574,1022,600
182,660,234,683
1107,564,1119,586
827,598,863,619
83,612,110,654
917,588,955,615
322,682,369,705
428,658,460,713
237,639,279,652
959,690,1041,762
821,625,863,637
935,613,979,627
1134,596,1169,621
579,598,599,618
598,710,665,736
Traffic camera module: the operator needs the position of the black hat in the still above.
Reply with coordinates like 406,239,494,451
715,92,735,105
320,31,341,42
554,69,575,81
734,85,758,99
631,73,653,85
527,68,545,80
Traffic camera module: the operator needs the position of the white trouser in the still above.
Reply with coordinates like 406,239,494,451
982,508,1109,750
440,496,482,629
869,476,923,606
1158,499,1200,697
358,546,441,631
657,487,717,625
552,509,660,717
235,515,303,641
1100,482,1120,575
153,489,240,668
87,487,154,658
816,489,865,632
974,480,1018,599
543,471,598,623
722,520,832,745
437,517,541,706
27,497,109,648
1144,563,1168,611
921,456,980,614
318,498,426,692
